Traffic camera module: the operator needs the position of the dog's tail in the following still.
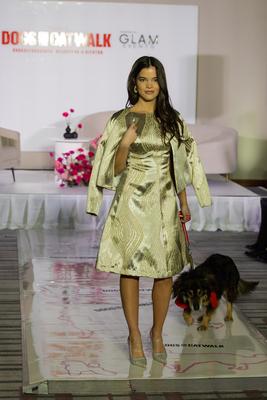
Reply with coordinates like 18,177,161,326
238,279,259,295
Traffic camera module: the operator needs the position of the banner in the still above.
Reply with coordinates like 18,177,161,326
0,1,198,151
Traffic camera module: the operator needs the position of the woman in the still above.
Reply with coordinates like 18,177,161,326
86,56,211,367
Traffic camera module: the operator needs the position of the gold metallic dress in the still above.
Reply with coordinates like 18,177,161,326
96,112,189,278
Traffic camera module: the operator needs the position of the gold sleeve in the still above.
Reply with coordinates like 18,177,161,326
86,116,125,215
86,118,113,216
182,121,212,207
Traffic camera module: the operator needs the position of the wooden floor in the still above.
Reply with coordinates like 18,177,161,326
0,229,267,400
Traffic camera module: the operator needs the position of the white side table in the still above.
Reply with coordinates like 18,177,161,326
54,138,91,159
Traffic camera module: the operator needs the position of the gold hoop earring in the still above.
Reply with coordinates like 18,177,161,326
134,86,138,94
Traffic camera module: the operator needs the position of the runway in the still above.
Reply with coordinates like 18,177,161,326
18,228,267,395
0,169,266,395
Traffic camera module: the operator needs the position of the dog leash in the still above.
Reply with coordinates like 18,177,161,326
178,211,194,269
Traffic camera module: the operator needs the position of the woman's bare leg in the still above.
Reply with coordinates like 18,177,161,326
120,275,145,358
151,277,173,352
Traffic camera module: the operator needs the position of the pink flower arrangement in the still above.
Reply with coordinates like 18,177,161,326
50,147,95,187
62,108,83,133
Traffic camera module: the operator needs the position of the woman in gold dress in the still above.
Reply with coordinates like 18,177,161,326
86,56,211,367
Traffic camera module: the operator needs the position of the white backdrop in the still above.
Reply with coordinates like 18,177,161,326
0,1,198,151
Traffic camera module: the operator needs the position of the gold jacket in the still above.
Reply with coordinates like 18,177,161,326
86,110,212,215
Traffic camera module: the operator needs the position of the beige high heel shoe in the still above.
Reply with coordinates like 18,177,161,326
150,330,167,364
127,337,147,368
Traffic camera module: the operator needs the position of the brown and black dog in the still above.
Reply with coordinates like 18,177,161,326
173,254,258,330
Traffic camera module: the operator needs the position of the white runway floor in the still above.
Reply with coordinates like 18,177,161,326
18,229,267,395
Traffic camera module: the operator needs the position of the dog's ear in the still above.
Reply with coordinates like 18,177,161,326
172,272,189,298
172,278,181,298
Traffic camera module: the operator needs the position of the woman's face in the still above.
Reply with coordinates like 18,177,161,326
135,66,160,103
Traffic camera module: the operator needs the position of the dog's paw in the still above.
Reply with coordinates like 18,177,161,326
183,314,193,325
197,325,208,331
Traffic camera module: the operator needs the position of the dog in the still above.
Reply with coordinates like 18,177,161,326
172,254,259,331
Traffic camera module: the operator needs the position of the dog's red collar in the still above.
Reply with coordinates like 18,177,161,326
175,292,218,310
210,291,218,308
175,298,189,311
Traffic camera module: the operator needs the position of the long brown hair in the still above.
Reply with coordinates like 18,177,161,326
126,56,184,142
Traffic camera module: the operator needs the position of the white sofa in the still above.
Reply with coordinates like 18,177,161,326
81,111,238,174
188,124,238,174
0,127,21,181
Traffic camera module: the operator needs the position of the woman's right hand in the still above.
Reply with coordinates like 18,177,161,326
121,123,138,147
114,123,137,175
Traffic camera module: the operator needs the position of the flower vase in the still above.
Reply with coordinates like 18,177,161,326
63,125,78,139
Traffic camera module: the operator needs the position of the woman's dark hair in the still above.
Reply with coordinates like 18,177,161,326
126,56,184,142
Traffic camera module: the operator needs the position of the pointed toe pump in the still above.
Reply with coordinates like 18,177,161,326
150,330,167,365
127,337,147,368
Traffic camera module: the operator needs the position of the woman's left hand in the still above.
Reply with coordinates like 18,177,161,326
180,204,191,223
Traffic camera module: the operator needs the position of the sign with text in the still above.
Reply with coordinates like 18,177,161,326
0,1,198,151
